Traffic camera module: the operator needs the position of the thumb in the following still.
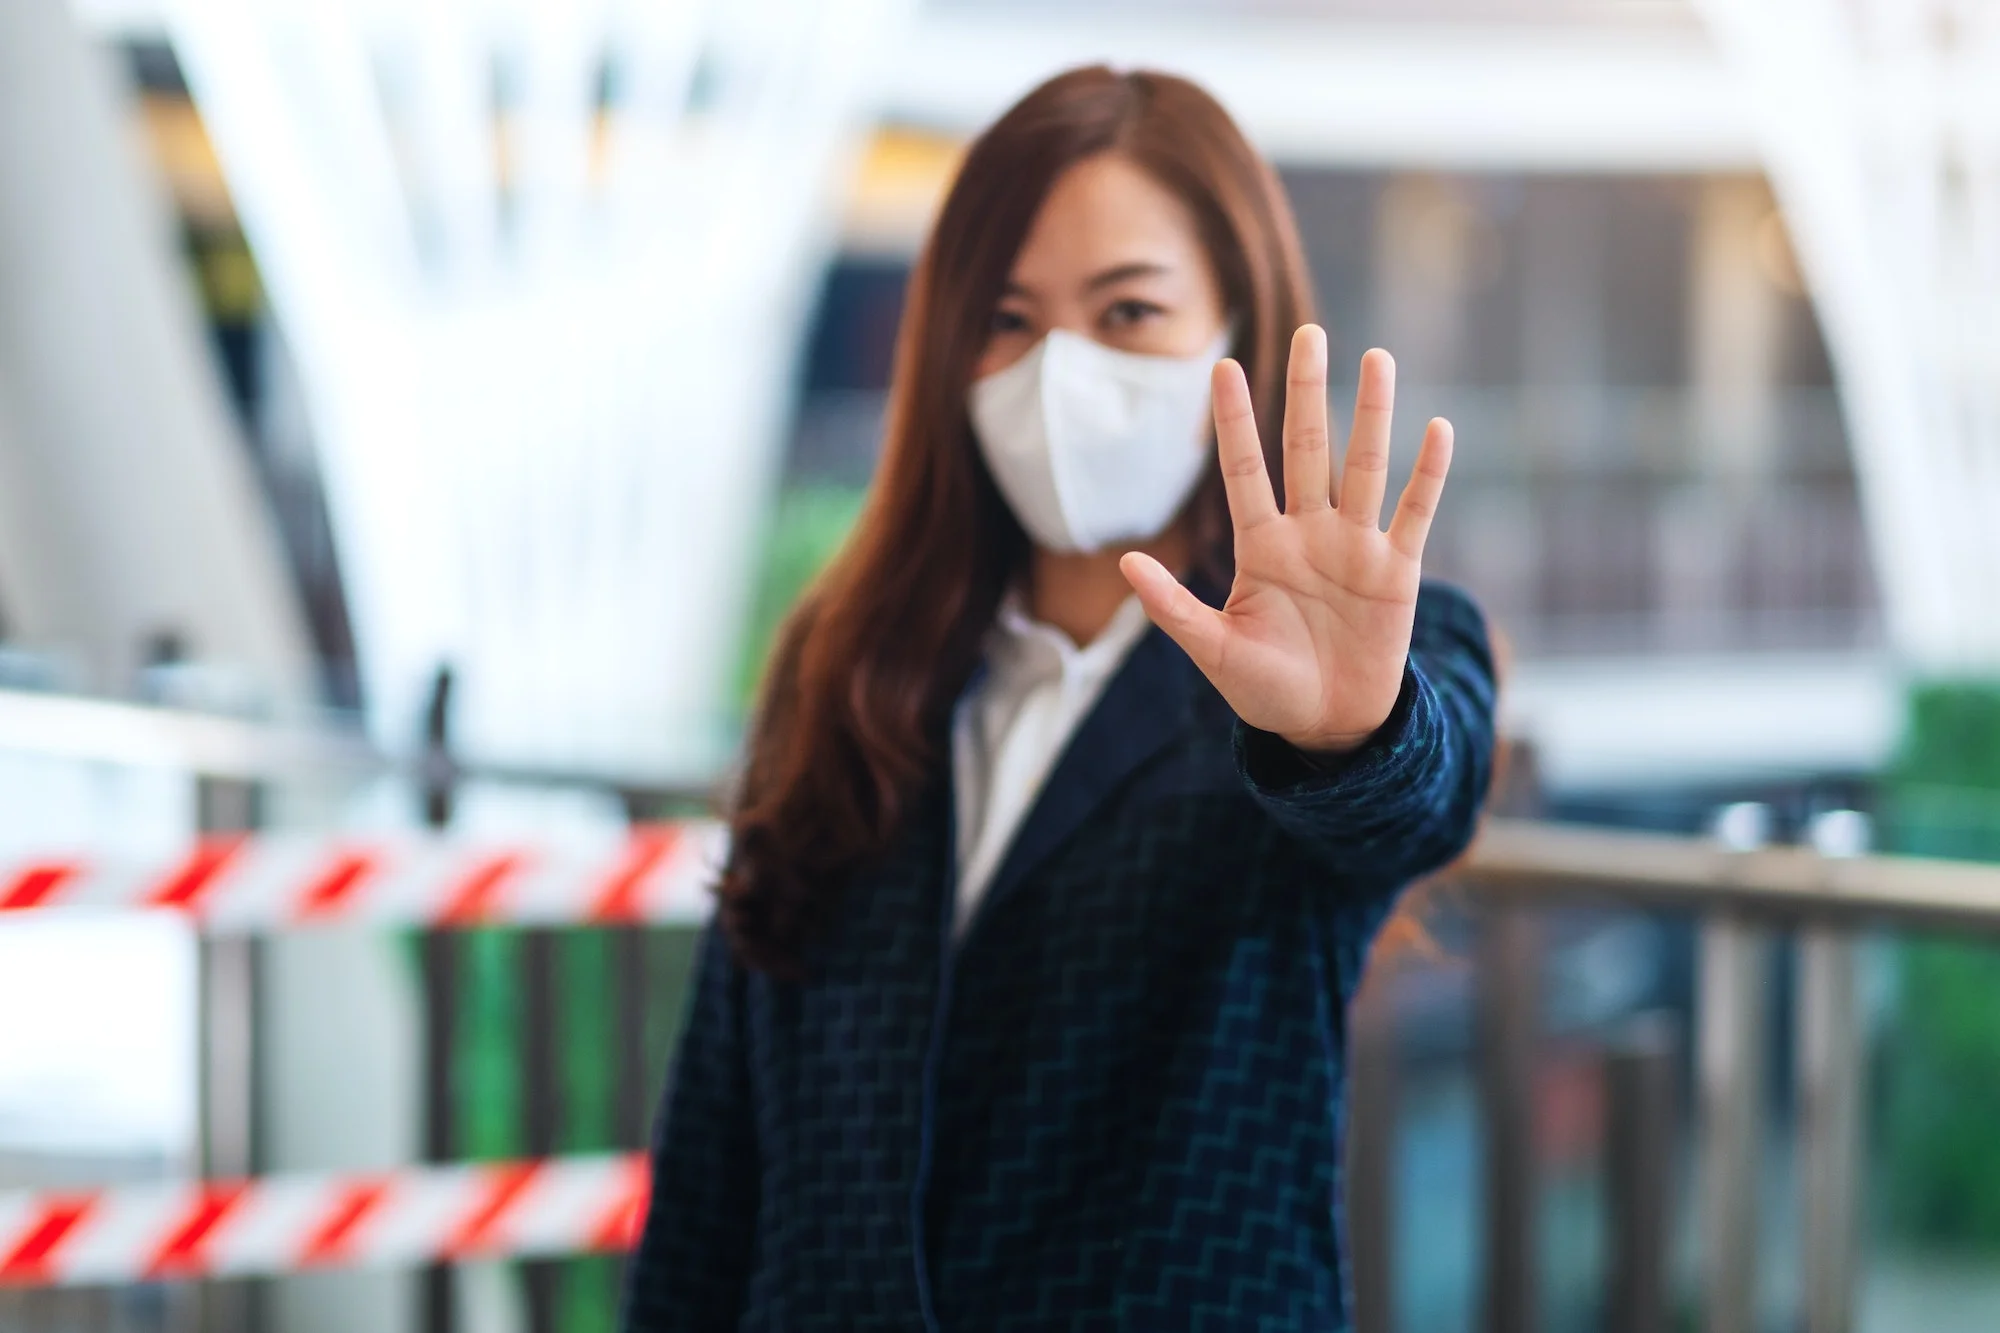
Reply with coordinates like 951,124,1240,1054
1119,552,1228,676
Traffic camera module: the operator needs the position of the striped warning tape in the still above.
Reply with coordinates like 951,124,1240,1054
0,1153,650,1287
0,822,724,930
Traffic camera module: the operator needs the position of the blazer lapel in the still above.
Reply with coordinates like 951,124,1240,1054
960,617,1206,936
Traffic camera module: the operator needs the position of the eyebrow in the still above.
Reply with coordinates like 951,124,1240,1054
1084,260,1172,292
1002,261,1175,299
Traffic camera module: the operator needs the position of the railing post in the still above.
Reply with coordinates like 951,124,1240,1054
1347,973,1399,1333
195,775,265,1333
1797,810,1869,1333
418,668,457,1333
1698,802,1771,1333
1477,904,1539,1333
614,924,653,1149
1605,1012,1681,1333
1796,929,1860,1333
1472,737,1547,1333
1698,913,1766,1333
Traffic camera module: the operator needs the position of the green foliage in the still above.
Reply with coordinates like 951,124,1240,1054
559,1254,623,1333
539,927,705,1333
457,928,525,1160
1881,939,2000,1245
1878,680,2000,1251
1899,682,2000,790
559,930,617,1154
404,483,865,1328
413,924,706,1333
730,485,869,713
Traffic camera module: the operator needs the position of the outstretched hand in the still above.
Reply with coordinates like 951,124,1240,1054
1120,327,1453,756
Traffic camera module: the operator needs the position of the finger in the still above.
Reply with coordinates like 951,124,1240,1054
1119,551,1229,675
1212,359,1280,532
1387,417,1454,560
1339,348,1396,530
1281,325,1332,514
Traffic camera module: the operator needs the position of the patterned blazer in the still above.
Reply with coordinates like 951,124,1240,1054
621,581,1495,1332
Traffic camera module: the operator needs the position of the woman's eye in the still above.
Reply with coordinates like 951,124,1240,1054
990,308,1030,334
1104,299,1164,328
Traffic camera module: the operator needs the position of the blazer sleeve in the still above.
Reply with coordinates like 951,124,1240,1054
1232,580,1496,886
619,922,759,1332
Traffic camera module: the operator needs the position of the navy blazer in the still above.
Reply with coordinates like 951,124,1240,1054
621,582,1495,1332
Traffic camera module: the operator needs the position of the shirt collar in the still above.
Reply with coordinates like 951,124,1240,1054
988,588,1153,682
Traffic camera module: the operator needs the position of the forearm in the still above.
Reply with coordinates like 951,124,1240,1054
1235,583,1495,883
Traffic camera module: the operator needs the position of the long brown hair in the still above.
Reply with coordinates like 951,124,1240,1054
719,66,1317,976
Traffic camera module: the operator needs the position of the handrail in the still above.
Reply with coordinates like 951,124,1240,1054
0,687,378,780
0,687,716,803
1442,815,1980,1333
1459,816,2000,935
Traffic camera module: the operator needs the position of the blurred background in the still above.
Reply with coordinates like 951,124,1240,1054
2,0,1998,1330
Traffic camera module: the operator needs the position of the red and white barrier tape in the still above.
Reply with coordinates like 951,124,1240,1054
0,822,724,930
0,1152,649,1288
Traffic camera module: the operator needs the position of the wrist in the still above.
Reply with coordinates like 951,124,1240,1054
1281,707,1396,759
1281,729,1374,760
1278,671,1416,759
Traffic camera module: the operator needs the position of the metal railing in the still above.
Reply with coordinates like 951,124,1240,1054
0,683,706,1333
1340,812,2000,1333
1465,816,2000,937
9,687,2000,1331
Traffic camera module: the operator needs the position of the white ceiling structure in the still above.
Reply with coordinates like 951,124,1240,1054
0,0,315,706
150,0,916,779
68,0,2000,786
882,6,1761,172
1693,0,2000,670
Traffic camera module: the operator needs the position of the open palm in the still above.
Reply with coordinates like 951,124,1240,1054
1121,327,1453,755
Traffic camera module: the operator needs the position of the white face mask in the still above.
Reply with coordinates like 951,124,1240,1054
968,327,1232,554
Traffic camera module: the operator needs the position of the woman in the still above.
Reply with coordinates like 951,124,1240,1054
622,65,1494,1331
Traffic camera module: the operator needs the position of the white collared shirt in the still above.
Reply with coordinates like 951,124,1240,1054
949,591,1155,940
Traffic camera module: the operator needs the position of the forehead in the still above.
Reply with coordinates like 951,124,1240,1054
1008,154,1208,287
